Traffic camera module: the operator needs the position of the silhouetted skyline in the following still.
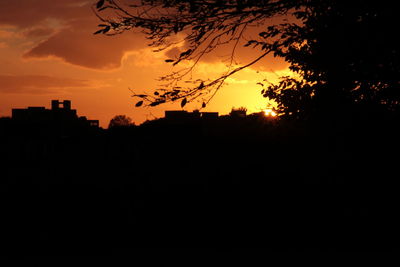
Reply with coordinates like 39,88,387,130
1,0,400,257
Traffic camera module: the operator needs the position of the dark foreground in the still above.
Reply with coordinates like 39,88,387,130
1,113,400,257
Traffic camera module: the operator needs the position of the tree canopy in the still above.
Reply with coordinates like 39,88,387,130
94,0,400,118
108,114,134,128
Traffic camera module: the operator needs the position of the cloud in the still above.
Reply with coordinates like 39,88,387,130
0,0,149,70
23,21,148,70
164,47,182,60
1,0,288,71
0,0,89,28
0,74,91,94
22,27,55,38
0,29,15,38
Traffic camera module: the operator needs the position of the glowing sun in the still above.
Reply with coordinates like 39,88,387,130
263,108,277,117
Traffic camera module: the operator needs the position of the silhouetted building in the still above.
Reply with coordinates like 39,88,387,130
201,112,219,120
165,110,218,121
79,116,100,128
165,110,200,120
51,100,71,110
12,100,99,127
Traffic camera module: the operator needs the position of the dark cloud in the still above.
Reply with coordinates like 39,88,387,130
165,47,181,60
0,74,91,94
0,0,89,28
23,22,147,69
0,0,148,70
1,0,288,71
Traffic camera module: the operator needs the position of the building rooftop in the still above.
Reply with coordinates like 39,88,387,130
12,100,99,127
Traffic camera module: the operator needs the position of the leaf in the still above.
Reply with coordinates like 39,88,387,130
135,101,143,107
244,40,257,47
198,81,205,89
171,90,180,96
93,29,104,35
96,0,105,9
192,25,202,31
180,98,187,108
195,31,206,42
172,60,181,66
149,100,164,106
179,49,192,58
102,26,110,33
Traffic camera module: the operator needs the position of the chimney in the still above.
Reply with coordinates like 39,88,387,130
51,100,60,110
63,100,71,110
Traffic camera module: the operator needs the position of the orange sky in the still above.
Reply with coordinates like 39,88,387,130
0,0,291,127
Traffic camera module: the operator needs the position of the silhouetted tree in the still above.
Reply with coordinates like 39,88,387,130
230,107,247,117
94,0,400,117
262,1,400,119
108,115,134,128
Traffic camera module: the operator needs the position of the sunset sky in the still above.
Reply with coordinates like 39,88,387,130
0,0,292,127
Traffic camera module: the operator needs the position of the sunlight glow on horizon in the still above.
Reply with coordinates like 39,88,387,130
263,108,277,117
